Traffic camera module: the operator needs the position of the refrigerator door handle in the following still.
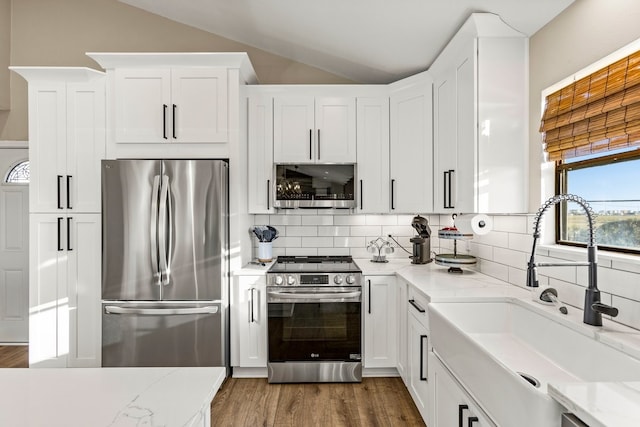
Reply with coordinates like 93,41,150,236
150,175,161,285
158,174,170,286
104,305,219,315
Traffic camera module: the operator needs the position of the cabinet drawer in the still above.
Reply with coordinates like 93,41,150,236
407,287,429,329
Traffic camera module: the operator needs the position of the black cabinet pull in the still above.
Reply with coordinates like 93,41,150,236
391,179,395,210
250,288,255,323
368,280,372,314
317,129,321,160
360,180,363,210
448,169,455,209
66,175,72,209
162,104,168,139
419,334,428,381
458,405,469,427
172,104,177,139
57,175,63,209
309,129,312,160
267,179,270,210
57,217,63,251
468,417,479,427
67,217,73,251
408,298,426,313
443,170,448,208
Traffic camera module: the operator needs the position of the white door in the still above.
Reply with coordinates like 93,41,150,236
273,96,315,163
0,149,29,343
315,97,356,163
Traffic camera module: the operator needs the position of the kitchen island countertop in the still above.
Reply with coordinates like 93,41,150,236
0,367,226,427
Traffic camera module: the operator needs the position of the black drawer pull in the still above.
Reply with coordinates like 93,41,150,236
458,404,469,427
408,299,426,313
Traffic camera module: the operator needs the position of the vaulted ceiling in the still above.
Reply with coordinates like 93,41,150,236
119,0,574,83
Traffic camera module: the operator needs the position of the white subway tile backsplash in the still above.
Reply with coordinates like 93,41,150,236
269,215,302,226
350,225,382,237
365,215,398,225
255,212,640,331
334,215,367,226
493,247,527,268
317,226,351,237
300,236,334,247
285,226,317,237
301,215,334,226
334,236,366,248
492,215,528,233
611,296,640,330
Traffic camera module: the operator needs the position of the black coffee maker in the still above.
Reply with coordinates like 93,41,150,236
410,215,432,264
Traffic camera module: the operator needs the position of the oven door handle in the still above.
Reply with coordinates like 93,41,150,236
267,290,361,302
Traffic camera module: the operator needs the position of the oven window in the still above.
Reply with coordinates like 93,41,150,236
268,302,361,362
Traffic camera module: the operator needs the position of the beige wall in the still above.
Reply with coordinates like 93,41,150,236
0,0,10,110
1,0,353,140
528,0,640,210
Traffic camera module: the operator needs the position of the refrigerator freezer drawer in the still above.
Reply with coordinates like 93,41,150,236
102,302,224,367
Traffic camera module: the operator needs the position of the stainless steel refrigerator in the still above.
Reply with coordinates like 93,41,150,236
101,159,229,368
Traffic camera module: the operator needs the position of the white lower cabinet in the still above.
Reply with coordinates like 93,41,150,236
406,292,430,422
396,277,409,382
430,353,496,427
29,213,101,367
363,276,397,369
231,275,267,368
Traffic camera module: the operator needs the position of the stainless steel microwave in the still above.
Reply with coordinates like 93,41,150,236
273,164,356,209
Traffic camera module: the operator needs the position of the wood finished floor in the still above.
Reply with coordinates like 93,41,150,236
0,347,424,426
0,345,28,368
211,377,426,427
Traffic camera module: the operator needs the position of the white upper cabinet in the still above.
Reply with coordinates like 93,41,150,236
273,96,356,163
247,95,274,214
431,13,528,214
356,97,390,213
12,68,105,214
114,68,228,143
389,72,434,213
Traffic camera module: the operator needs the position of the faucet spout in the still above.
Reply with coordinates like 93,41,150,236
527,194,617,327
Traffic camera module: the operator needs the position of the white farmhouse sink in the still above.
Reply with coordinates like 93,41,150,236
429,298,640,427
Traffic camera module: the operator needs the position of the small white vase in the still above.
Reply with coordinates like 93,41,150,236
257,242,273,262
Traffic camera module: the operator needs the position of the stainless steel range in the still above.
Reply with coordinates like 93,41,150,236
266,255,362,383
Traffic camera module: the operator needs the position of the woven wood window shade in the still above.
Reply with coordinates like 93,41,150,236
540,50,640,161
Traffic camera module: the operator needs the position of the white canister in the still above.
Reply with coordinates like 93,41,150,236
257,242,273,262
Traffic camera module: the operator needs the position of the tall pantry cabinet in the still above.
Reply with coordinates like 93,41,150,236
11,67,105,368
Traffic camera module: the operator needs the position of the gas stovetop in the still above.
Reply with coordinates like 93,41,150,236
268,256,361,274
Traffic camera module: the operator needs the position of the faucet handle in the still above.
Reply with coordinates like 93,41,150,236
591,302,619,318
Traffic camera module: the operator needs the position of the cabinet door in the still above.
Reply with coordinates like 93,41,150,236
234,276,268,368
114,68,171,143
27,83,67,213
390,76,433,213
315,97,356,163
430,354,495,427
248,96,274,213
67,214,101,367
454,42,477,214
171,68,228,143
66,81,105,213
356,98,389,213
433,69,458,213
363,276,397,368
396,278,408,382
408,312,429,419
29,214,68,367
273,96,315,163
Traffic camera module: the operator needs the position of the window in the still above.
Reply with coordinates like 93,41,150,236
556,149,640,253
4,160,30,184
541,48,640,254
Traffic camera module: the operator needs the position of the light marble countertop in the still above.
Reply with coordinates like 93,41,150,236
0,367,226,427
549,382,640,427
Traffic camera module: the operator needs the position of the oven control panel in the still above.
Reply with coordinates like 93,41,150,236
267,273,361,287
